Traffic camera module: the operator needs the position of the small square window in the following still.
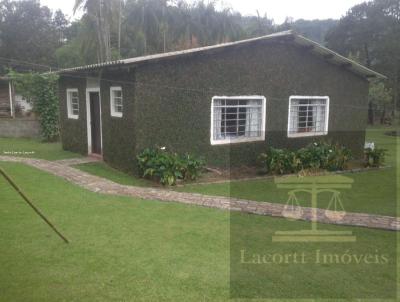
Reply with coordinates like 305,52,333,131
67,89,79,119
211,96,266,145
110,87,123,117
288,96,329,138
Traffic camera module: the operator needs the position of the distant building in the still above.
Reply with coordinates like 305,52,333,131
0,76,33,118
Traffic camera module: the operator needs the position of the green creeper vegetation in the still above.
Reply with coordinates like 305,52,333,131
0,137,80,161
8,71,60,141
0,161,397,300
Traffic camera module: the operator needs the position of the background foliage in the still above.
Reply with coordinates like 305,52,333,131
0,0,398,123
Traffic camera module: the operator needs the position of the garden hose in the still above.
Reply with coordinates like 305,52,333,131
0,166,69,244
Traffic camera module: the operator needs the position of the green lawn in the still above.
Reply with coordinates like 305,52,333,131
68,126,398,217
0,137,80,161
74,161,153,187
177,126,399,217
0,162,397,300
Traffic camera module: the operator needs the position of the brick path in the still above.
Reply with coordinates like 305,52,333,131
1,156,399,231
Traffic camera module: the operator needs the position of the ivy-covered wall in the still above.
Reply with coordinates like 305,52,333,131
59,38,369,173
133,39,369,168
100,70,137,173
58,75,88,155
59,71,137,173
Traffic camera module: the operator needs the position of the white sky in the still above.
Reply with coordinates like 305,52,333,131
40,0,364,24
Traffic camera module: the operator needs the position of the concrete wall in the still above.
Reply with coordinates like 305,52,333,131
0,118,40,138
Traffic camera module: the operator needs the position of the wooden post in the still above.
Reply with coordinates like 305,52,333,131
8,80,14,118
0,167,69,244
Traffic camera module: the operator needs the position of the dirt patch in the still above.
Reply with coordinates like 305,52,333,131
181,160,367,185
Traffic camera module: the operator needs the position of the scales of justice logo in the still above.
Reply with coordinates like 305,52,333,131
272,174,356,242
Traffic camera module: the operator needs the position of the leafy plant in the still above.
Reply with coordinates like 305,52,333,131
298,141,352,171
325,143,353,171
258,141,352,175
258,147,299,175
364,147,386,167
8,71,59,141
137,148,205,186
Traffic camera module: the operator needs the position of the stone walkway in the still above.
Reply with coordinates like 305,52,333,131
53,157,100,166
1,156,399,231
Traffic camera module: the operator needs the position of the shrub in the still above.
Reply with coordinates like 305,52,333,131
8,71,59,141
137,148,205,185
258,141,352,175
364,147,386,167
325,143,353,171
258,147,299,175
298,141,352,171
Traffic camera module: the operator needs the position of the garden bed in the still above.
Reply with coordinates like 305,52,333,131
179,162,389,186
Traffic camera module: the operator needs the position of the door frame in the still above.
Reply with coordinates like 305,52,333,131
85,87,103,155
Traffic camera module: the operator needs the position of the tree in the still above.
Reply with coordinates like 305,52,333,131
55,17,99,67
368,80,393,124
277,19,338,44
0,0,63,72
53,9,69,45
326,0,400,111
73,0,121,62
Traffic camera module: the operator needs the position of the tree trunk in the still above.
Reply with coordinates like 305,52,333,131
163,29,166,53
118,0,122,58
368,101,374,125
96,1,105,62
364,43,371,68
380,105,386,124
395,61,399,112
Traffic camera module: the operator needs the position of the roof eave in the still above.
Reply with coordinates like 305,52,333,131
293,34,387,80
55,30,387,81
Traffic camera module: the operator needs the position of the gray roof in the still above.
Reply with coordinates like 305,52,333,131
57,30,386,79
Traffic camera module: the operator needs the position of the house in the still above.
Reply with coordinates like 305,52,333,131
57,30,385,173
0,76,38,138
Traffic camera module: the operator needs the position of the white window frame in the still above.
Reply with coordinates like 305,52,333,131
66,88,79,119
110,86,123,118
210,96,266,145
287,95,330,138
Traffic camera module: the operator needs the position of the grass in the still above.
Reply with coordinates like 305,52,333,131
1,126,398,217
0,137,80,161
74,161,153,187
68,126,398,217
0,162,397,300
177,126,399,217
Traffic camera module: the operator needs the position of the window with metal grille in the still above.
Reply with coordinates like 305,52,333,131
110,87,123,117
67,89,79,119
288,96,329,137
211,96,266,145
